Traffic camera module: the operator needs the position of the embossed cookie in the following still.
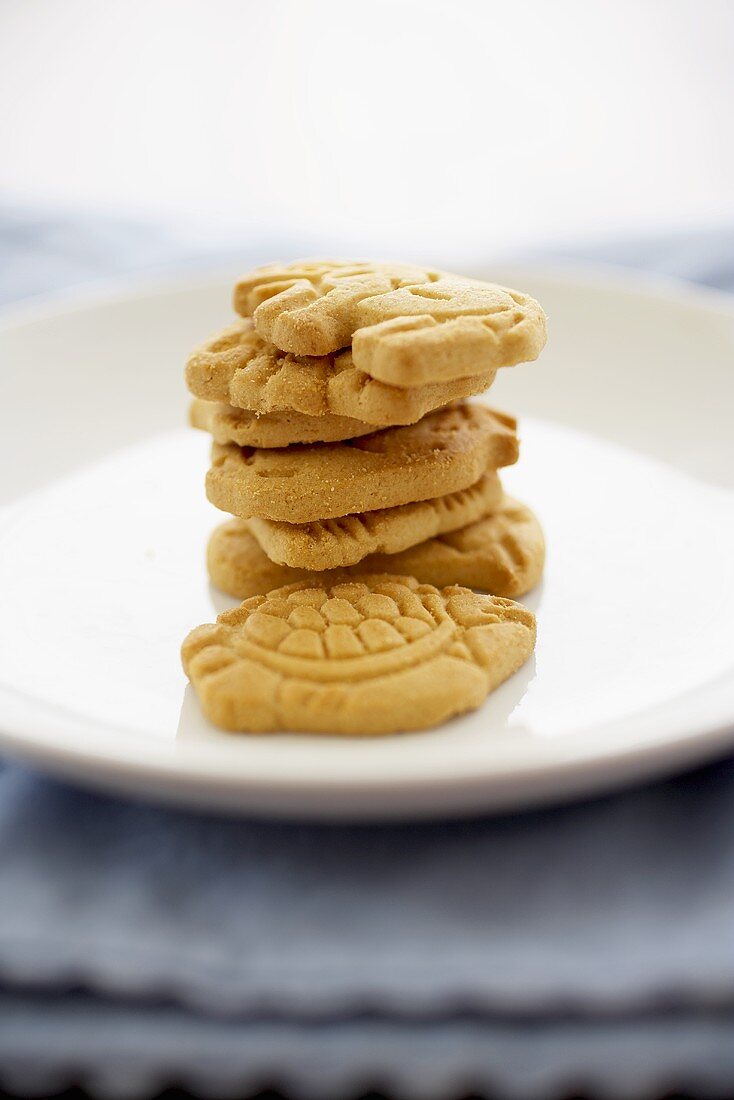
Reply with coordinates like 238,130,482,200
182,574,536,734
233,261,435,328
233,260,547,386
248,471,503,570
190,398,375,448
206,404,518,523
365,496,545,596
186,320,496,426
207,496,544,601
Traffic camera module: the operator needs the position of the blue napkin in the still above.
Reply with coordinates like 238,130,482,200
1,217,734,1098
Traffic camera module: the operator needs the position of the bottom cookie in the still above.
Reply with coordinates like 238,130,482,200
206,496,545,601
182,574,536,734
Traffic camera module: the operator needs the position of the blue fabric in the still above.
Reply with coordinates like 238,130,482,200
1,216,734,1098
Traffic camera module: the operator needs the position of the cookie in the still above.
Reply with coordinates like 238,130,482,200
207,496,544,601
351,278,546,387
233,260,435,324
185,320,496,426
182,574,536,734
206,403,518,523
364,496,545,596
190,398,375,448
233,260,546,386
248,470,503,570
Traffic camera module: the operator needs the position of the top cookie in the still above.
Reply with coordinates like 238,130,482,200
233,260,546,387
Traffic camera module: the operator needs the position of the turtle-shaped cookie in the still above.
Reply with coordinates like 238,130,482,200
233,260,547,387
182,575,536,734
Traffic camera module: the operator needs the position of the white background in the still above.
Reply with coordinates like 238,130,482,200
2,0,733,262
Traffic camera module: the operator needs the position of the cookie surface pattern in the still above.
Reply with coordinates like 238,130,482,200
233,260,546,386
186,319,496,425
190,398,375,448
206,496,544,601
182,574,536,734
205,403,518,523
248,471,503,570
365,497,545,595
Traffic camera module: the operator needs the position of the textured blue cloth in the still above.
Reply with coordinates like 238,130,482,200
1,216,734,1099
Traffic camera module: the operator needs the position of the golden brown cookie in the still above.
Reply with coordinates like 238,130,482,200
190,398,375,448
185,320,496,426
233,260,546,386
233,260,435,326
206,404,518,523
248,471,503,570
182,574,536,734
351,278,546,387
206,496,544,600
365,496,545,595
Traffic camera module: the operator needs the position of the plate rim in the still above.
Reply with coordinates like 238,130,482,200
0,677,733,819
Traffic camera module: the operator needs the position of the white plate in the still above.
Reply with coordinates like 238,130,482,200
1,263,733,819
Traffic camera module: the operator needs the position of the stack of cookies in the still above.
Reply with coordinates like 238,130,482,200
182,261,547,734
